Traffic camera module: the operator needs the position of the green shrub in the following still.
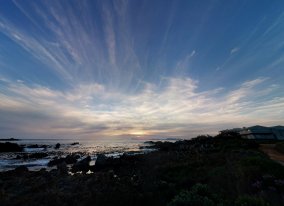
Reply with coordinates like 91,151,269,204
167,184,224,206
240,155,284,178
235,195,269,206
275,142,284,154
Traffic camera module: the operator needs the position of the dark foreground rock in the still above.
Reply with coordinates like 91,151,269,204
72,156,91,173
93,154,108,170
48,154,80,167
57,162,68,175
1,134,284,206
65,154,80,164
14,165,29,174
0,142,23,152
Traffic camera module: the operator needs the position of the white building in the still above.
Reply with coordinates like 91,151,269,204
240,125,284,140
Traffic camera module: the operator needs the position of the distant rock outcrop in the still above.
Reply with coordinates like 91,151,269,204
0,142,23,152
0,138,19,141
27,144,47,149
71,142,79,145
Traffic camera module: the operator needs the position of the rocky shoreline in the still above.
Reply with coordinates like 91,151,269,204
1,133,284,206
0,140,153,172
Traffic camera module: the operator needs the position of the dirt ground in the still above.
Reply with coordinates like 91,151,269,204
260,144,284,166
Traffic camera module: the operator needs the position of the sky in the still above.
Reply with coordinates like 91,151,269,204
0,0,284,139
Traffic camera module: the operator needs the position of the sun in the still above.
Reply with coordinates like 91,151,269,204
129,130,147,136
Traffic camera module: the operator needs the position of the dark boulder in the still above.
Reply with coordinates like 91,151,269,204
23,153,29,159
91,154,124,172
71,142,79,145
29,152,48,159
55,143,61,149
72,156,91,173
0,142,23,152
47,154,80,167
27,144,47,149
48,157,65,167
65,154,80,164
15,155,21,159
15,153,29,160
93,154,108,171
27,144,38,148
14,165,29,174
57,162,68,175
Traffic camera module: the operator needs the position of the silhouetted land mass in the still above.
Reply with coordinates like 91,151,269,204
1,132,284,206
0,138,19,141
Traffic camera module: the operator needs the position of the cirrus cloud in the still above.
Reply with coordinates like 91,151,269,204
0,76,283,138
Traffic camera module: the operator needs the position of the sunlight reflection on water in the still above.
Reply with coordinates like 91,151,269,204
0,137,167,171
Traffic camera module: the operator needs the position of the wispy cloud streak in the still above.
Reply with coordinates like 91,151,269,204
0,1,283,138
0,76,283,138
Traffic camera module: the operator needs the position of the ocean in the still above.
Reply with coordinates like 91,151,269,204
0,137,178,171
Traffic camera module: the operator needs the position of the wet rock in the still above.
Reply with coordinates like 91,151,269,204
27,144,39,148
48,157,65,167
15,154,21,159
55,143,61,149
29,152,48,159
72,156,91,173
0,142,23,152
65,154,80,164
71,142,79,145
27,144,47,149
90,154,126,172
93,154,108,171
15,153,30,160
23,154,29,159
48,154,80,167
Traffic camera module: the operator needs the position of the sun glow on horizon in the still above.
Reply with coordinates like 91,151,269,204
128,130,148,137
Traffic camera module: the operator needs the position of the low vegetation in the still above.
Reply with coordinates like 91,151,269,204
275,142,284,154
